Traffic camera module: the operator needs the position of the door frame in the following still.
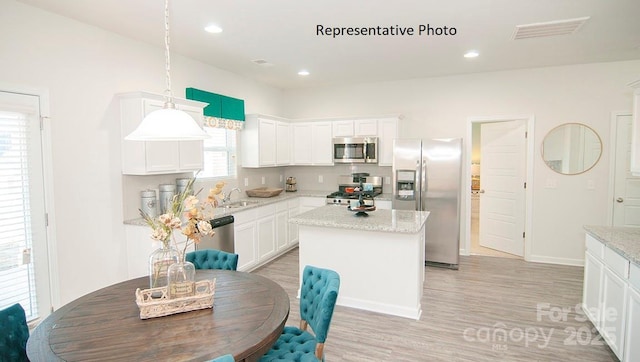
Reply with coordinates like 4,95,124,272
607,111,632,226
463,114,535,261
0,83,60,313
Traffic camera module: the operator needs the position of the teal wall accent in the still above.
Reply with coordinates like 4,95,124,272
185,87,245,121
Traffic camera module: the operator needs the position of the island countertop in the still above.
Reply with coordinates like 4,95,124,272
584,225,640,266
290,205,430,234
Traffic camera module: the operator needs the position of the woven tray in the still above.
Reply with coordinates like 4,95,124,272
245,187,283,198
135,279,216,319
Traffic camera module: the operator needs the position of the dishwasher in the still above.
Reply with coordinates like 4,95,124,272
196,215,235,253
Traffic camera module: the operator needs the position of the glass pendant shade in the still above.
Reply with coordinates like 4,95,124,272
125,104,209,141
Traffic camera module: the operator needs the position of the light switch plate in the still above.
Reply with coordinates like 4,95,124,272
385,176,391,184
545,178,557,189
261,176,266,185
244,178,249,187
318,175,323,183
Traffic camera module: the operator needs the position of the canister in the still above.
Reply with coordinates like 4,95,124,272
159,184,176,214
140,190,158,217
176,178,191,195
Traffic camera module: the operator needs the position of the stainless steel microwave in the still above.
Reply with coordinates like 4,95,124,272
332,137,378,164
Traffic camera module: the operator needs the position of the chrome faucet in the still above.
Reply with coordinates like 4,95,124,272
222,188,241,203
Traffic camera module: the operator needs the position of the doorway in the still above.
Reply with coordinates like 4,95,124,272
465,115,534,260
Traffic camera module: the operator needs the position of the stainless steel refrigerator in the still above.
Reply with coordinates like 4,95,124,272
392,138,462,269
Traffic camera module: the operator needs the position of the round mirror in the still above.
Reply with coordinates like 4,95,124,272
541,123,602,175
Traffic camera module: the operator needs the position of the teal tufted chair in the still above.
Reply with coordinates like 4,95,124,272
186,249,239,271
0,303,29,362
260,265,340,362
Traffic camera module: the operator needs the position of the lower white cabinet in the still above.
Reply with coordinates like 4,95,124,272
582,233,632,361
583,251,604,324
288,199,300,246
624,264,640,362
256,204,277,261
602,266,628,357
298,197,326,214
233,209,258,271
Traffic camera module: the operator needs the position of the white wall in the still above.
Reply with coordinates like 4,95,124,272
283,61,640,265
0,0,283,307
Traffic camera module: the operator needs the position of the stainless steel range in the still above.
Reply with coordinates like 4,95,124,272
326,174,383,205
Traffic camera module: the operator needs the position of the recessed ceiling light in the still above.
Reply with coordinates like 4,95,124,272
298,70,310,76
204,24,223,34
464,51,479,58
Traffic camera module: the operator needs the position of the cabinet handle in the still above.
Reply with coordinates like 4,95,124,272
616,197,624,203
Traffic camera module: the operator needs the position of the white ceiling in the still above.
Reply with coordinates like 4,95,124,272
17,0,640,90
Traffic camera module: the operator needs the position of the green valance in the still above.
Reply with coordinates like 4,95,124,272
185,88,245,130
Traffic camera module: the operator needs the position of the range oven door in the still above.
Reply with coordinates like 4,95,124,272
333,137,377,164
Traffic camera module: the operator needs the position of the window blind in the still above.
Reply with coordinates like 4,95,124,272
200,127,237,179
0,110,38,319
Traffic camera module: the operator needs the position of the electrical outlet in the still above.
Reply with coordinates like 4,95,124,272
244,178,249,187
279,174,283,182
385,176,391,185
261,176,266,185
318,175,323,183
587,180,595,190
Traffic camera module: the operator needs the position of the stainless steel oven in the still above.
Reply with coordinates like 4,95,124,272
332,137,378,164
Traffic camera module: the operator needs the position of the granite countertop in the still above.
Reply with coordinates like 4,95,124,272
290,205,429,234
584,225,640,266
124,189,331,226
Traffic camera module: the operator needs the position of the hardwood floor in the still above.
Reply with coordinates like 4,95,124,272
253,248,618,361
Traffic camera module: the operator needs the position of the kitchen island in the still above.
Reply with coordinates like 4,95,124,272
290,205,430,319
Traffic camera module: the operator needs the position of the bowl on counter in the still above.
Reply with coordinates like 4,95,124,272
245,187,284,198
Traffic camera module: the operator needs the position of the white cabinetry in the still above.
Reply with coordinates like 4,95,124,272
298,197,327,214
332,119,378,137
582,234,631,361
625,263,640,362
275,201,289,252
256,204,277,261
378,117,398,166
242,114,290,167
288,198,300,246
333,120,354,137
291,122,333,165
120,92,205,175
233,209,258,271
355,119,378,136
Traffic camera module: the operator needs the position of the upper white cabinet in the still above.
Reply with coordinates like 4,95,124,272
291,122,333,165
332,120,354,137
332,119,378,137
378,117,399,166
630,82,640,176
120,92,206,175
242,114,290,167
355,119,378,136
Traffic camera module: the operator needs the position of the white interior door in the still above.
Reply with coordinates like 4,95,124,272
479,120,527,256
613,114,640,227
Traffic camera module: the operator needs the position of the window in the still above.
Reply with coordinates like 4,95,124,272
0,91,49,321
199,127,237,179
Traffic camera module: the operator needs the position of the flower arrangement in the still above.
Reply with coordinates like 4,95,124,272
141,178,226,258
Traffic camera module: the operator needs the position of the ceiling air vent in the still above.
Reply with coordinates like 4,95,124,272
251,59,273,66
512,16,590,40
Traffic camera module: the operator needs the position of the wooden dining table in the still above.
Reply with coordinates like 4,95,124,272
27,270,290,361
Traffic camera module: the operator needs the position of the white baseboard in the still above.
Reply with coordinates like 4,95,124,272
337,295,422,320
527,254,584,267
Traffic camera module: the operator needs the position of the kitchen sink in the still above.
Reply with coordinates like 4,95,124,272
219,200,260,209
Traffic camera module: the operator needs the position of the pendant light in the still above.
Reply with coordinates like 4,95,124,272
125,0,209,141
